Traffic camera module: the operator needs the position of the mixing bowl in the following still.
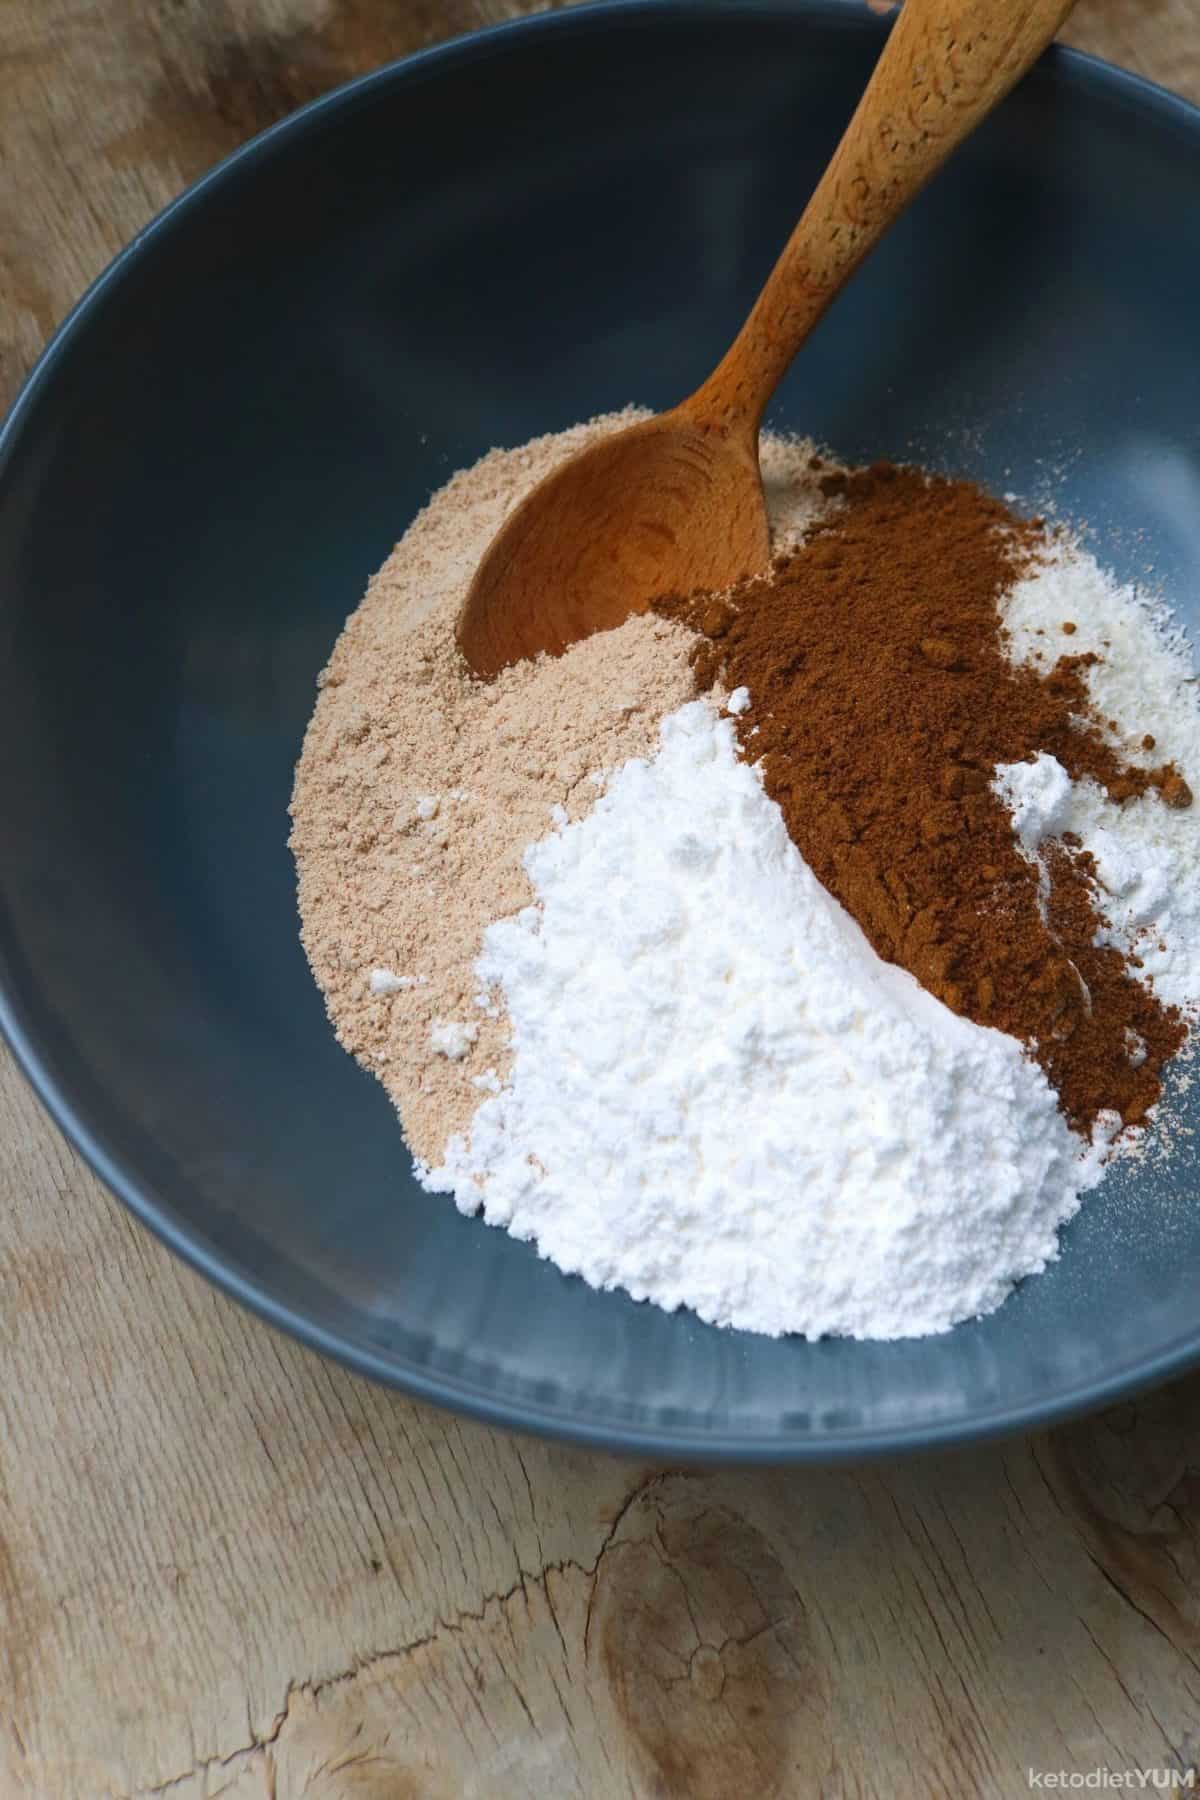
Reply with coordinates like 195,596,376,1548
2,0,1199,1460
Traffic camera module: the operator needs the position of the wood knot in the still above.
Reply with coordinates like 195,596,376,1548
590,1480,827,1797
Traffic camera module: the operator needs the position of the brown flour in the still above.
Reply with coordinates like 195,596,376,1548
289,413,832,1162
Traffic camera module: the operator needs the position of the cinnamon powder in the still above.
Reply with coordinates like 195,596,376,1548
656,464,1189,1133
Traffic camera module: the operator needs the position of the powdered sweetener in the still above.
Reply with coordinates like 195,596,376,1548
420,702,1113,1339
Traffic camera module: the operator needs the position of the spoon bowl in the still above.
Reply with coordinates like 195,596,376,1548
457,410,768,678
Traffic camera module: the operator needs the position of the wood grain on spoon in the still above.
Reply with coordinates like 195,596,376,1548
457,0,1075,679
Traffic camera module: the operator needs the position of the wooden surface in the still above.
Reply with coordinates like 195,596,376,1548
3,2,1200,1795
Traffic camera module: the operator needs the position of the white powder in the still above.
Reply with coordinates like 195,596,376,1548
997,540,1200,1011
995,750,1200,1008
430,1019,478,1061
420,702,1109,1340
995,751,1075,847
369,968,421,994
1002,540,1200,771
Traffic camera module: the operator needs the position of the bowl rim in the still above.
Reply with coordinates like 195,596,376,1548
4,0,1200,1463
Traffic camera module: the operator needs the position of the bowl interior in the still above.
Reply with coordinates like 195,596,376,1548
2,0,1200,1456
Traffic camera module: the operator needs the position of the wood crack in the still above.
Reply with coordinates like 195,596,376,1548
129,1466,680,1798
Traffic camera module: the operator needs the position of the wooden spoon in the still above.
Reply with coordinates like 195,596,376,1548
457,0,1074,679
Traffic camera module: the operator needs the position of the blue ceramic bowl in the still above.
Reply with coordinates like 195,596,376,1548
2,0,1200,1460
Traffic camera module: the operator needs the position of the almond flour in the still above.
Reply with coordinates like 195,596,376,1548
289,412,834,1162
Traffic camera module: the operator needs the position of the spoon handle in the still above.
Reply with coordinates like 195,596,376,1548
687,0,1075,435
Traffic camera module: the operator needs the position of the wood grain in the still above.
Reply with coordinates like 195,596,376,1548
3,3,1200,1796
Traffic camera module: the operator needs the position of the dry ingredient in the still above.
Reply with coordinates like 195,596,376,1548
999,541,1200,1012
655,464,1188,1132
291,414,1200,1341
419,701,1108,1339
289,413,828,1163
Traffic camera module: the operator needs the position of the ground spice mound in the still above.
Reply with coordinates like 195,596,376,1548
656,464,1189,1132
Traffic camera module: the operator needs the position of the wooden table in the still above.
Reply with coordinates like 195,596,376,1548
3,3,1200,1794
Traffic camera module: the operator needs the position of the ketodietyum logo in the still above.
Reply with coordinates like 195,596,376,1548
1027,1773,1197,1792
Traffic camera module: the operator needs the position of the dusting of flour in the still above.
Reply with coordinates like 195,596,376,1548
420,702,1109,1340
